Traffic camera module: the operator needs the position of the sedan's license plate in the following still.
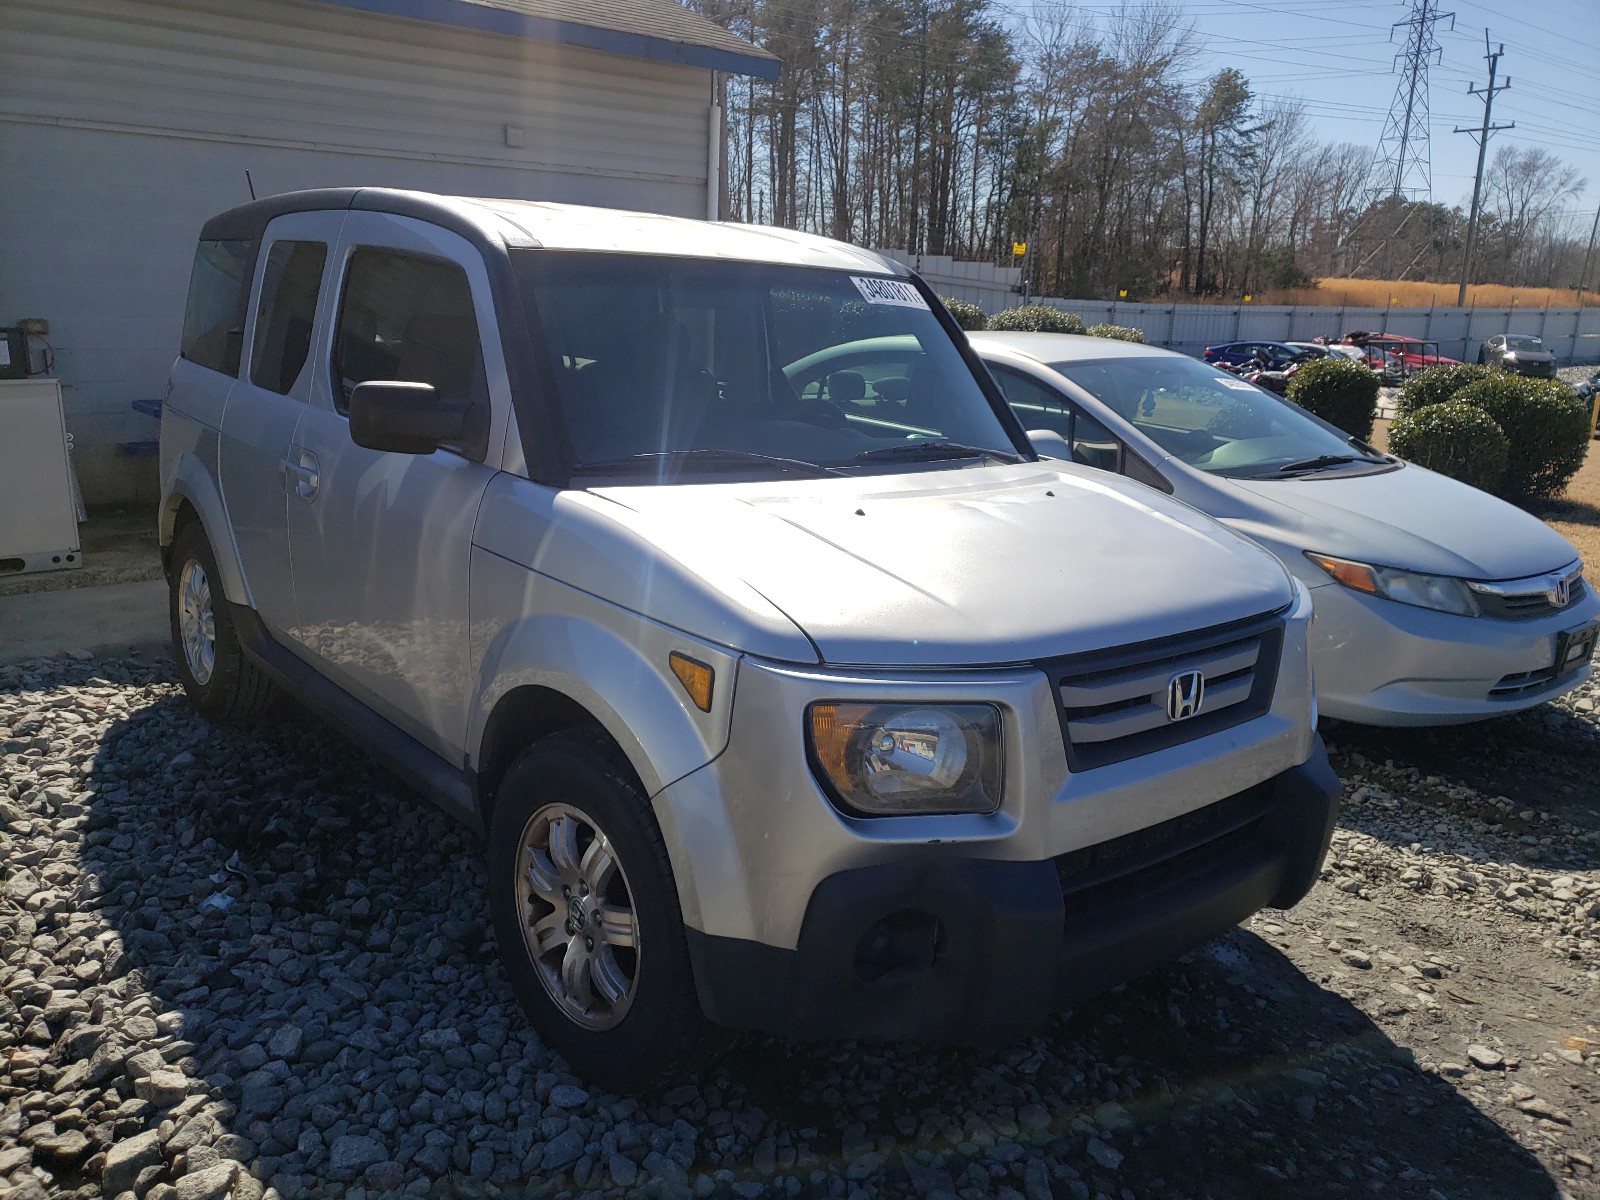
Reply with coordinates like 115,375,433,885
1555,623,1599,676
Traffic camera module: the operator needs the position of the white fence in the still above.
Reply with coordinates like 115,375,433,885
872,248,1600,364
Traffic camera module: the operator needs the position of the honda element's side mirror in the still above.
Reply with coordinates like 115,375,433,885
348,381,485,459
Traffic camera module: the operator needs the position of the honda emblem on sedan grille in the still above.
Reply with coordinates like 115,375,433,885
1548,577,1571,608
1166,670,1205,721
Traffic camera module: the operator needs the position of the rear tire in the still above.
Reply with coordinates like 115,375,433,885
167,522,278,721
487,731,717,1092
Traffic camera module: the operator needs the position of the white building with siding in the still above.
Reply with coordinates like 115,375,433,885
0,0,776,504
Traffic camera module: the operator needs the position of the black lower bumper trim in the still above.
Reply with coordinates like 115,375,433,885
687,738,1341,1042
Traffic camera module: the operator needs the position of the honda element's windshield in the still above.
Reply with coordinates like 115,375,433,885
515,253,1023,479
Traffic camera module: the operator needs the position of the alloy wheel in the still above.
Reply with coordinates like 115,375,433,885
177,558,216,686
514,802,640,1030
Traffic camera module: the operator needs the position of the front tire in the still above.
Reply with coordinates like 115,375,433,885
167,522,278,721
488,731,715,1091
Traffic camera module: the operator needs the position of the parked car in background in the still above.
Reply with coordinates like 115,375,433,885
1202,340,1305,370
1478,334,1557,378
1286,341,1367,365
1576,369,1600,438
1339,333,1458,382
968,332,1599,728
158,189,1339,1088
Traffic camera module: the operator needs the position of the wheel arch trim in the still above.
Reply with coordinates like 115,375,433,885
160,456,251,608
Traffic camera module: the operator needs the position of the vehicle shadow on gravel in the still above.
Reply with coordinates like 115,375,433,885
19,656,1557,1200
1323,699,1600,867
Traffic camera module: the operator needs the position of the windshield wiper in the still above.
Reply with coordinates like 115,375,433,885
576,449,840,477
1273,454,1366,475
855,440,1018,464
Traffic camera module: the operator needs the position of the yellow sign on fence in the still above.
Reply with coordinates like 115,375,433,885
1012,242,1027,257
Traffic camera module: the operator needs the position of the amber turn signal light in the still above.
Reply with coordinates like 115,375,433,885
669,652,714,712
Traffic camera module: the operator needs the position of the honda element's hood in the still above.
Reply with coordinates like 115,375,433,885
567,462,1294,666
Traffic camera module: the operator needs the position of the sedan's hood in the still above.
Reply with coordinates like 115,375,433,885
1506,350,1556,363
1227,463,1579,581
582,462,1293,666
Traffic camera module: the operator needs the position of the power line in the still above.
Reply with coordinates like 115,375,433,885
1368,0,1453,204
1455,29,1513,305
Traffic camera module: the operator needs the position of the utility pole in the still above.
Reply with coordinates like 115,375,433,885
1454,31,1513,307
1577,203,1600,308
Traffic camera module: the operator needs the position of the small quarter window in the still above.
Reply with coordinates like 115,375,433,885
181,239,256,376
332,249,486,415
250,241,327,395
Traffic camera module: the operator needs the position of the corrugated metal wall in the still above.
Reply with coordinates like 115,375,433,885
872,249,1600,366
1012,300,1600,365
0,0,714,503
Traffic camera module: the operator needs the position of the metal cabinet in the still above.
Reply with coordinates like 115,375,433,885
0,379,82,575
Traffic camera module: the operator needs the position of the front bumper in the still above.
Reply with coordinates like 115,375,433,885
684,740,1340,1042
1308,581,1600,726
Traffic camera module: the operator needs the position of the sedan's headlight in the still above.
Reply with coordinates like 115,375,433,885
806,702,1003,816
1305,552,1480,617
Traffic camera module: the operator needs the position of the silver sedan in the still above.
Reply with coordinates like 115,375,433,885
963,332,1598,726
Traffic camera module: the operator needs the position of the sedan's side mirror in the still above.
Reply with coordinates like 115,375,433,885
1027,429,1072,460
348,381,486,459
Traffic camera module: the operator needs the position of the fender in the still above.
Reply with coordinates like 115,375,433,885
159,434,251,608
467,564,742,931
469,595,738,799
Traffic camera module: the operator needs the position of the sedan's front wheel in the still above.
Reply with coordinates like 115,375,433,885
488,731,716,1091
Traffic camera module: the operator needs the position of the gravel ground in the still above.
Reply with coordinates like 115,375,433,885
3,655,1599,1200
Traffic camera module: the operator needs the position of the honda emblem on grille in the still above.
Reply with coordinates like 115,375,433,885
1166,670,1205,721
1548,577,1571,608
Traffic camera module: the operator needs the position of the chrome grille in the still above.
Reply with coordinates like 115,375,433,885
1468,566,1585,621
1043,611,1285,771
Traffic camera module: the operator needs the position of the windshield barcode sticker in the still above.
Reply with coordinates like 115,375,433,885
851,276,928,308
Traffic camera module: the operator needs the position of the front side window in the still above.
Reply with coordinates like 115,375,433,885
993,368,1123,472
516,252,1021,478
250,241,327,395
181,239,256,376
332,249,486,415
1047,355,1389,477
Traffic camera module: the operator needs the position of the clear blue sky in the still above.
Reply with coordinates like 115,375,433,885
1001,0,1600,237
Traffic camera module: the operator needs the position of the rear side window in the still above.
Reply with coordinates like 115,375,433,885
250,241,327,395
181,239,256,376
331,249,485,414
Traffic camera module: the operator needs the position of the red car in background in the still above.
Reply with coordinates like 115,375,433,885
1339,332,1458,382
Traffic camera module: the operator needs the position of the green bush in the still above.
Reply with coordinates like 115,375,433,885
1453,375,1591,501
1395,362,1493,416
1387,402,1510,493
939,297,988,331
1086,323,1145,343
1285,357,1380,441
986,305,1086,334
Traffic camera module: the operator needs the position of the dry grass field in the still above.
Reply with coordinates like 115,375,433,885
1542,440,1600,577
1247,278,1598,309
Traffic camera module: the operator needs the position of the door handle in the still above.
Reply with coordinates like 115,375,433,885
278,452,320,500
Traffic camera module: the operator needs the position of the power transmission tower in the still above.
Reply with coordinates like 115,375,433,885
1367,0,1454,204
1454,32,1513,306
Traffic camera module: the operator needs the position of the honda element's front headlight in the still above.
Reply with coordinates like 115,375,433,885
806,702,1003,816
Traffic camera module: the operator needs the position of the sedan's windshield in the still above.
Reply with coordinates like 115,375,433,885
1045,355,1388,477
515,253,1022,478
1506,335,1545,350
